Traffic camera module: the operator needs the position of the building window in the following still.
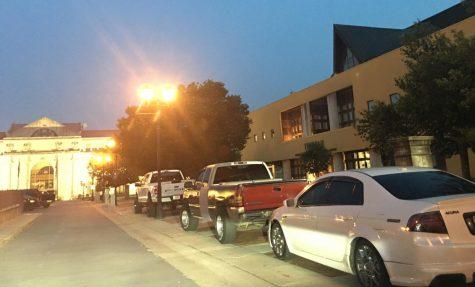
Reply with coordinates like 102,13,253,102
367,100,376,111
268,161,284,179
290,159,306,179
262,132,266,140
337,87,355,127
281,106,303,141
270,129,275,138
253,134,258,142
309,97,329,134
343,47,359,71
390,93,400,105
344,150,371,170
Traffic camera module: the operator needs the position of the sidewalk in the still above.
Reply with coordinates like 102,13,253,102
0,211,41,248
95,199,359,287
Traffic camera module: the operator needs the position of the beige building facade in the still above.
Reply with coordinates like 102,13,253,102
242,3,475,180
0,117,117,200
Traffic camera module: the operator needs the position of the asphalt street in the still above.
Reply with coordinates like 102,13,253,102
0,201,197,287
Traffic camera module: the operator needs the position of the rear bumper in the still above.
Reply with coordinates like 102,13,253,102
386,261,475,286
152,194,183,203
228,208,273,231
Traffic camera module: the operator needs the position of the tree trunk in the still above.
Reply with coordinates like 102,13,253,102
459,143,471,179
435,153,447,171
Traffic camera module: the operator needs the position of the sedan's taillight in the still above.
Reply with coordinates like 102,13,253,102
406,211,448,234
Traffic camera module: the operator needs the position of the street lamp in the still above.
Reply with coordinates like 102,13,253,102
137,83,177,219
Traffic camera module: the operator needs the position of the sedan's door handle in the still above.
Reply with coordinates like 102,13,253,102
273,186,282,192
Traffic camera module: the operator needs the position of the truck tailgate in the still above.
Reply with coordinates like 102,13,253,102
241,180,307,212
162,182,184,197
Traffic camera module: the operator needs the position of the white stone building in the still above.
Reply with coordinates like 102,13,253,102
0,117,117,200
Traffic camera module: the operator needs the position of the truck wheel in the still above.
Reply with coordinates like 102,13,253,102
134,196,142,214
180,207,198,231
215,212,236,244
270,222,292,260
146,196,156,217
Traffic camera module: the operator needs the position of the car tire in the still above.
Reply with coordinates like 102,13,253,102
134,196,142,214
214,212,236,244
270,222,292,260
353,239,391,287
180,206,199,231
146,196,157,217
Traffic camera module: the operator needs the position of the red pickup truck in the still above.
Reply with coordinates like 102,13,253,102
180,161,307,243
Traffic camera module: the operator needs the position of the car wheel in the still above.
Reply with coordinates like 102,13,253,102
215,212,236,244
180,207,199,231
354,240,391,287
134,196,142,214
270,222,292,260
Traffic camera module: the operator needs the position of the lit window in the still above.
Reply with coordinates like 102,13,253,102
281,106,303,141
270,129,275,138
262,132,266,140
253,134,258,142
344,150,371,169
390,93,400,105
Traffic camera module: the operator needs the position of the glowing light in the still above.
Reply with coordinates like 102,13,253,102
138,83,156,102
107,139,116,148
93,154,104,165
105,154,112,163
160,84,177,103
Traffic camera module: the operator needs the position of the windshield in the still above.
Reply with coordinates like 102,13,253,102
373,171,475,200
151,171,183,183
213,164,271,184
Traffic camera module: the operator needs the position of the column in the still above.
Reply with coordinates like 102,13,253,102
332,153,344,171
282,159,292,180
327,93,339,130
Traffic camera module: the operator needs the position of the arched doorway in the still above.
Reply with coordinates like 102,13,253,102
30,165,55,192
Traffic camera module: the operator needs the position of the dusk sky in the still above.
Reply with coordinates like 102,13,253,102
0,0,459,130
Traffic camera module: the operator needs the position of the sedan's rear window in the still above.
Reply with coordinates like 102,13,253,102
374,171,475,200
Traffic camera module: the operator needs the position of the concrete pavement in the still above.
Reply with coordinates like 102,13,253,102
0,201,197,287
97,199,360,287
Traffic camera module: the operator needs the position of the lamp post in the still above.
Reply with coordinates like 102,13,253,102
137,83,177,219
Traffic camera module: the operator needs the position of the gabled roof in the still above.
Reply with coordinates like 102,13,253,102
334,25,403,63
333,2,475,69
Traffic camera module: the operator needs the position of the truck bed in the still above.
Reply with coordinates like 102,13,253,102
240,179,307,212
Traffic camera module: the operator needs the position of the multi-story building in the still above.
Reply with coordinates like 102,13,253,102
0,117,117,200
242,3,475,180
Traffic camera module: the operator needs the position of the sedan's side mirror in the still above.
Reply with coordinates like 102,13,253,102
283,198,295,208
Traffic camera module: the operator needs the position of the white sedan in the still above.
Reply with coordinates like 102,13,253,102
268,167,475,287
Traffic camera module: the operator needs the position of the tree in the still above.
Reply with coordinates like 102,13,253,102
357,26,475,178
299,141,332,175
357,102,415,166
396,29,475,178
116,80,251,181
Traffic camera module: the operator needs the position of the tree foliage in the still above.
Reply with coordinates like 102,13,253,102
299,141,332,174
115,80,251,181
358,26,475,178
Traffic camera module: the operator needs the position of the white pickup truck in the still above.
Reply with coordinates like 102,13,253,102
134,170,186,217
